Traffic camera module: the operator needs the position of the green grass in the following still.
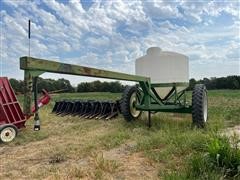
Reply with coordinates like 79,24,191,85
0,90,239,179
99,129,131,149
52,92,121,101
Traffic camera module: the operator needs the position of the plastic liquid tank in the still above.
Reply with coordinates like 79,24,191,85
135,47,189,98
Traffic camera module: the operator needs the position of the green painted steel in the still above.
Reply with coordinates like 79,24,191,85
20,56,150,82
20,56,149,115
136,83,191,113
136,104,192,113
151,82,189,87
20,56,192,117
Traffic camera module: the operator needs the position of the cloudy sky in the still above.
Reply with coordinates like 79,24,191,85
0,0,239,85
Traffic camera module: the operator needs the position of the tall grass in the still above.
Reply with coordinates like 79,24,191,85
0,90,239,179
186,134,240,179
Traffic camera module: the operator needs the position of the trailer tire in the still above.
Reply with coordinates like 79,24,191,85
192,84,208,128
121,86,142,121
0,124,18,143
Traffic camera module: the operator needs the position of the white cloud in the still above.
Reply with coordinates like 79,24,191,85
0,0,239,83
143,1,181,19
179,0,239,23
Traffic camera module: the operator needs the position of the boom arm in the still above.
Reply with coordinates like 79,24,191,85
20,56,150,116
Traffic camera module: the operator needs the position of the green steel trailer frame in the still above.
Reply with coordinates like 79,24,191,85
20,56,207,129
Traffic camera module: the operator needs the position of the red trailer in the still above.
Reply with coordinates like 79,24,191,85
0,77,50,142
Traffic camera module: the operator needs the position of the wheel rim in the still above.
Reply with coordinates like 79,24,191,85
203,91,208,122
129,92,141,118
0,127,16,142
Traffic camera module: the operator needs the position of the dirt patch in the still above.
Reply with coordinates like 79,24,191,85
224,125,240,137
0,126,110,179
222,125,240,148
116,152,158,179
0,121,160,179
102,141,159,179
48,141,159,179
103,141,136,160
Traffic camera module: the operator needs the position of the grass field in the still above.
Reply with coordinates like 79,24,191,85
0,90,240,179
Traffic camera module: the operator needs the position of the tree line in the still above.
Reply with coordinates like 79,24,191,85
9,77,75,94
188,75,240,90
9,75,240,94
76,81,125,93
9,78,125,93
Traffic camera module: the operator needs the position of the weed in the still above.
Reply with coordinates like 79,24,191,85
185,135,240,179
207,135,240,177
49,153,66,164
92,152,119,173
184,153,223,180
67,166,90,179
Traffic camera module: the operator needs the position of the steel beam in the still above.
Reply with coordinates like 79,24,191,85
20,56,150,82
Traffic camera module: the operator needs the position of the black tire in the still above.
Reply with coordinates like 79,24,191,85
192,84,208,128
120,86,142,121
0,124,18,143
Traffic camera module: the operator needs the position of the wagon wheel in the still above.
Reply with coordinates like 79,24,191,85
121,86,142,121
0,124,18,143
192,84,208,128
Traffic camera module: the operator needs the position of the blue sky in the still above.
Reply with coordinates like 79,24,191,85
0,0,239,85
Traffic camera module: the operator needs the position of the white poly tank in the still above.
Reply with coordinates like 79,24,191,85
135,47,189,98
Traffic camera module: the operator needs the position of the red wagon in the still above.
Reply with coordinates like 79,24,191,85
0,77,26,142
0,77,50,142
